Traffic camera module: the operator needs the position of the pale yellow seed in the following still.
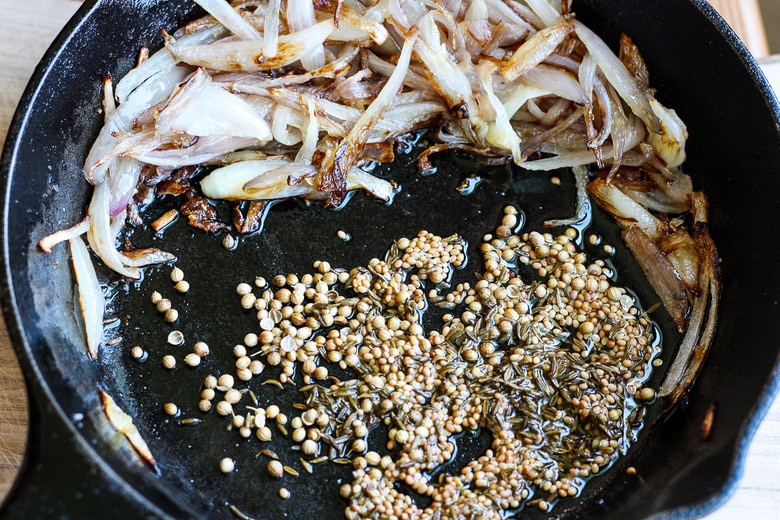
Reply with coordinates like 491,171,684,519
267,460,284,478
302,439,318,456
162,355,176,370
219,457,234,474
193,342,210,357
218,374,235,389
216,401,232,416
164,309,179,323
170,267,184,283
183,353,201,367
224,388,242,404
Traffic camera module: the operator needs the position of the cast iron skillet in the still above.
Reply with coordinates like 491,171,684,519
2,0,779,518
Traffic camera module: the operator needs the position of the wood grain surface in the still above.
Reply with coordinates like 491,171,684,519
0,0,778,517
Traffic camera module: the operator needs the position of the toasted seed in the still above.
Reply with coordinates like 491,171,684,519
258,449,279,460
162,355,176,370
170,267,184,283
164,309,179,323
219,457,235,474
267,460,284,478
184,353,201,367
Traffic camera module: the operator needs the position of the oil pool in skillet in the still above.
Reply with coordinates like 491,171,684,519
162,205,660,518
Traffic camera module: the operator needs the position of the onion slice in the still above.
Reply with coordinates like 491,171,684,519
100,389,158,470
573,20,660,133
193,0,262,40
69,236,105,360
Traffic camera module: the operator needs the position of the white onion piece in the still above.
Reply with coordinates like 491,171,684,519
131,136,259,167
371,101,447,138
522,65,588,105
201,158,293,199
478,63,522,161
286,0,325,70
263,0,281,57
586,178,663,240
465,0,488,20
202,159,394,202
102,76,116,123
502,21,572,81
296,95,319,164
193,0,262,40
166,20,335,72
521,147,606,171
69,236,105,360
327,29,418,188
87,180,140,279
108,158,142,217
364,52,432,93
502,80,550,119
271,104,302,146
484,0,534,35
120,248,177,268
329,3,389,45
156,69,272,141
346,168,394,202
573,20,660,133
39,219,90,253
647,98,688,168
215,45,359,91
115,24,224,103
84,65,191,184
415,14,477,120
524,0,562,26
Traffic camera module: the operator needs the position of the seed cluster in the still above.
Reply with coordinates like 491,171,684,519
188,205,658,517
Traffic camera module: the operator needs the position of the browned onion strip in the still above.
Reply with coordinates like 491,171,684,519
621,225,689,332
39,218,90,253
660,229,720,403
501,20,573,81
69,236,105,360
316,29,418,205
100,389,157,470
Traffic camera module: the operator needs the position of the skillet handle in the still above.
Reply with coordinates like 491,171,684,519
0,389,156,520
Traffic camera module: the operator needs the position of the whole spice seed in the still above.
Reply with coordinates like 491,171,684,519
170,267,184,283
267,460,283,478
167,330,184,345
196,210,659,518
130,345,146,361
184,353,201,367
161,355,175,370
219,457,235,474
163,402,178,416
164,309,179,323
193,341,210,357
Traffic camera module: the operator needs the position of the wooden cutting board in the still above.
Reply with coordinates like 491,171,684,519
0,1,777,517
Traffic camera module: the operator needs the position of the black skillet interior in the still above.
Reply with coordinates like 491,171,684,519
1,0,780,519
